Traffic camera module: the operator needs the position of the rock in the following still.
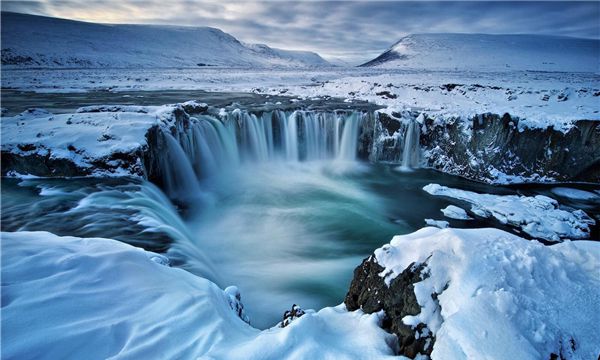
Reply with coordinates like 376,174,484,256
279,304,306,328
224,286,250,324
344,255,435,358
417,113,600,183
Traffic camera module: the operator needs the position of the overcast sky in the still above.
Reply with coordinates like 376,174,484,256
3,1,599,64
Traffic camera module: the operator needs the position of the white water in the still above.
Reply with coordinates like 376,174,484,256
168,110,363,178
395,117,421,172
147,109,426,327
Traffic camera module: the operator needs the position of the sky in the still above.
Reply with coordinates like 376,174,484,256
2,1,599,64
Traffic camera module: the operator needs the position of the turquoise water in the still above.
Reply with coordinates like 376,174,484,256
6,163,581,328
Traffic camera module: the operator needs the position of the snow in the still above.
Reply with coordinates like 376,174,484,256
0,105,169,173
1,231,397,359
425,219,450,228
423,184,595,242
374,227,600,360
0,102,216,176
361,33,600,73
441,205,472,220
1,12,330,69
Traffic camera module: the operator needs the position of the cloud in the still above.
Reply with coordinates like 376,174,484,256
2,0,599,64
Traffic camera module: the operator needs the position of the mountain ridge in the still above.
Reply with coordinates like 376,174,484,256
0,12,331,68
360,33,599,72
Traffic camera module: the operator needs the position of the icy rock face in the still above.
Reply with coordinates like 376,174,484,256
419,113,600,184
345,255,435,358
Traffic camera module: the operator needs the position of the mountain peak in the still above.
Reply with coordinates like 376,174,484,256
360,33,599,72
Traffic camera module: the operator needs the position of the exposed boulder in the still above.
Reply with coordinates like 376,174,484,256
279,304,306,328
345,255,435,358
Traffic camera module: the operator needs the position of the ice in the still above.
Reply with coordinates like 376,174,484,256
551,187,600,201
425,219,450,228
423,184,595,242
441,205,472,220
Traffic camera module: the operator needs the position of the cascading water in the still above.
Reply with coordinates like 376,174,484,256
153,109,367,199
399,117,421,170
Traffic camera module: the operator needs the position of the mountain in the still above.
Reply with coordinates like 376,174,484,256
0,12,331,68
360,33,599,72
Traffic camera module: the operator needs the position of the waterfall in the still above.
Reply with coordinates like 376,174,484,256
158,131,202,201
338,112,360,161
151,109,369,200
399,118,420,170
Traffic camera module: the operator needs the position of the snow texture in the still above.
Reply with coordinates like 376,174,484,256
0,105,173,175
423,184,595,242
374,227,600,360
440,205,472,220
424,219,450,228
1,231,398,360
1,12,330,69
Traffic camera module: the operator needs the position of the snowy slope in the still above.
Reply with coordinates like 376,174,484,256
3,228,599,359
0,12,330,68
361,33,600,72
375,227,600,359
1,231,397,359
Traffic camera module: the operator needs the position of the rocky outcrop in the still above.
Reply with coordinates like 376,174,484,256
344,255,435,358
420,113,600,183
366,111,600,183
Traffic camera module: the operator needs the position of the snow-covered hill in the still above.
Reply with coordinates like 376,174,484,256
0,12,331,68
361,33,599,72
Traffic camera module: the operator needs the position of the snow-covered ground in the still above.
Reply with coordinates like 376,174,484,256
374,227,600,359
1,12,330,68
3,67,598,131
3,228,598,359
1,104,176,176
424,184,596,242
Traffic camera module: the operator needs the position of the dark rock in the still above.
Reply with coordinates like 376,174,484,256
376,91,398,99
418,113,600,183
345,255,436,357
1,150,91,177
279,304,306,328
440,83,463,92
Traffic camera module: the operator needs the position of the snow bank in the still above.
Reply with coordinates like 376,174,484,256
374,227,600,360
424,184,595,242
1,231,397,359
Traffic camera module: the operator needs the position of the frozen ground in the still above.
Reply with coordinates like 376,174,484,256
1,104,179,176
3,228,598,359
3,67,598,131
